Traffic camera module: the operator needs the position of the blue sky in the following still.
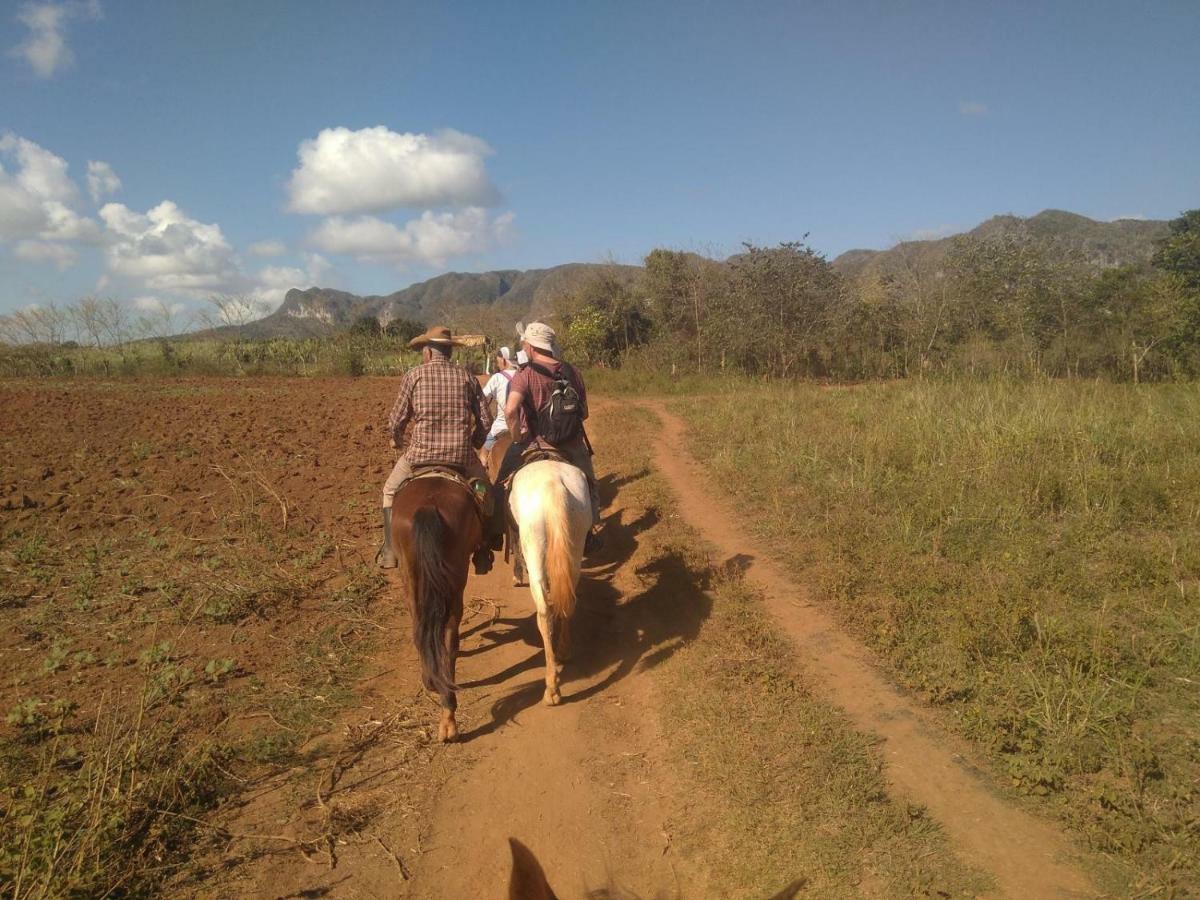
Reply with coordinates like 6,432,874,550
1,0,1198,320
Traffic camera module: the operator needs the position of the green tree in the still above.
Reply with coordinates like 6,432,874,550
383,316,424,343
350,314,383,337
1153,210,1200,366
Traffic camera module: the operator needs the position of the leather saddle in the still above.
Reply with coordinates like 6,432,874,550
407,465,491,520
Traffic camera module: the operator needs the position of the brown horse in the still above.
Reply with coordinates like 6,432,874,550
391,477,482,742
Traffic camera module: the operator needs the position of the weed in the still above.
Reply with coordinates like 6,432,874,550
204,657,235,683
40,641,71,675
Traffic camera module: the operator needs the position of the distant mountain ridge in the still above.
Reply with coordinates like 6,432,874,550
224,210,1169,338
831,209,1169,278
238,263,639,338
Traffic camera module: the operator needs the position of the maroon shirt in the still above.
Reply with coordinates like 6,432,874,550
508,359,588,450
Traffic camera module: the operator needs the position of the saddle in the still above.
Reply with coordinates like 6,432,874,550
407,465,491,520
500,446,569,491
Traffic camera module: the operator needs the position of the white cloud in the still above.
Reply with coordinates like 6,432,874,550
99,200,242,296
249,253,332,307
132,295,186,316
1109,213,1147,222
11,0,101,79
958,100,987,116
86,160,120,202
309,208,514,267
0,133,79,204
247,239,287,257
0,133,100,254
287,126,500,215
14,239,77,269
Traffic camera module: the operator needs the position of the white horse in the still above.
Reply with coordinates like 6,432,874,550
508,459,592,705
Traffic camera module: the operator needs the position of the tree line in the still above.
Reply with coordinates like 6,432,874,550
551,210,1200,382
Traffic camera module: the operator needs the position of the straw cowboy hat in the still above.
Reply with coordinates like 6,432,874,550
407,325,463,349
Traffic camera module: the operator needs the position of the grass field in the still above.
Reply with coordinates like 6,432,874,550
587,406,990,897
673,379,1199,895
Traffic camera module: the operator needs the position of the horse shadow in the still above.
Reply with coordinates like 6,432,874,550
458,483,713,741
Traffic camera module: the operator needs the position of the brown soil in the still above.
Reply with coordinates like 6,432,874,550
642,401,1099,898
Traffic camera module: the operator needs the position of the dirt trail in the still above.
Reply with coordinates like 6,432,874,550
406,551,694,898
643,401,1097,898
217,446,705,899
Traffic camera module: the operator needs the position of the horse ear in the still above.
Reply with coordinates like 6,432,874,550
507,837,559,900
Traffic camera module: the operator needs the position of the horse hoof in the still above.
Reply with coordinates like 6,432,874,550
438,721,459,742
543,689,561,707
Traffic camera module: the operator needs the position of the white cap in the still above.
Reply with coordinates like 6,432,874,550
498,345,512,361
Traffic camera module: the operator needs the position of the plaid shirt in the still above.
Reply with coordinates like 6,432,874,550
388,356,492,467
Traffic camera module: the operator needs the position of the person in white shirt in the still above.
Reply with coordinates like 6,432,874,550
479,346,517,461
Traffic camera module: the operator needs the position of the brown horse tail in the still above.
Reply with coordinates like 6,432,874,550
410,506,457,696
543,475,577,626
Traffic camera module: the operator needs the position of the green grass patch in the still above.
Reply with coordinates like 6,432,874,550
673,378,1200,895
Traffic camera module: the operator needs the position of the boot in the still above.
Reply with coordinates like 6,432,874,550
473,547,494,575
376,508,398,569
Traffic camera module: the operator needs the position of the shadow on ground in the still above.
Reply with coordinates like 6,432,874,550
458,469,714,741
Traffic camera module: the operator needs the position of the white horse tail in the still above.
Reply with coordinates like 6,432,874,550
542,474,578,624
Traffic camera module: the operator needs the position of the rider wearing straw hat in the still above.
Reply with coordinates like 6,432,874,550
377,325,497,571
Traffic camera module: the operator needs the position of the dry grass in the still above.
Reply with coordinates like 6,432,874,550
587,405,991,897
672,378,1200,896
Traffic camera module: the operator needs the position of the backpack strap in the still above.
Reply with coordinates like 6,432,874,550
527,361,562,381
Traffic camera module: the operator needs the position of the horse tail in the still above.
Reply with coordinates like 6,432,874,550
542,474,578,626
409,506,457,696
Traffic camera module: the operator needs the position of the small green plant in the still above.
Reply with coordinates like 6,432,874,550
204,658,235,683
41,641,71,675
138,641,173,669
6,697,46,727
6,697,76,736
15,533,47,566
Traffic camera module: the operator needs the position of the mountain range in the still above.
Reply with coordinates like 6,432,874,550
231,210,1170,338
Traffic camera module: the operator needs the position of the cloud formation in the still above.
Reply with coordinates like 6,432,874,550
958,100,987,116
251,254,332,306
99,200,242,296
10,0,101,78
310,208,514,267
287,127,500,215
14,239,77,269
0,133,101,248
86,160,120,202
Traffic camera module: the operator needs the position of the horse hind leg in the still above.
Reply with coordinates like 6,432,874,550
438,614,461,742
535,608,561,706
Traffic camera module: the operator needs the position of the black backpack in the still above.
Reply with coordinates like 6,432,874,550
528,362,582,444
